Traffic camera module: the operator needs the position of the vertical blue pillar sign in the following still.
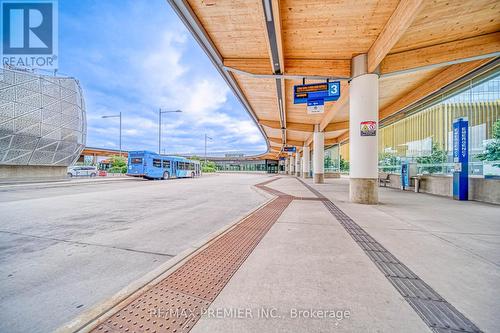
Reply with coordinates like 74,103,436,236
453,117,468,200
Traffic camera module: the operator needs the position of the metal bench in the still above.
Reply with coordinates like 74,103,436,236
379,173,391,187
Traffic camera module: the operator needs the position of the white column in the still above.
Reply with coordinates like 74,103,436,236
313,127,324,183
302,145,310,178
284,158,289,174
295,152,300,177
349,54,379,204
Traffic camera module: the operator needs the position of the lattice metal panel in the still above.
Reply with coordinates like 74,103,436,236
0,68,86,166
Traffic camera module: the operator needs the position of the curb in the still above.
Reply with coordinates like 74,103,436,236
0,177,138,190
55,185,277,333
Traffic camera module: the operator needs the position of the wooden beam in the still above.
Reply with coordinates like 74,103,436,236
324,121,349,132
223,58,351,78
337,131,350,143
305,135,313,147
286,139,304,147
260,119,282,129
319,82,349,131
260,119,315,132
324,138,339,146
380,59,491,120
285,59,351,78
304,136,342,148
287,122,315,132
367,0,424,73
269,137,304,147
380,32,500,75
268,137,282,145
223,58,271,75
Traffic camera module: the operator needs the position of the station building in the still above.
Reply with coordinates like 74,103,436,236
326,68,500,174
205,154,279,173
0,68,86,179
168,0,500,204
78,147,128,167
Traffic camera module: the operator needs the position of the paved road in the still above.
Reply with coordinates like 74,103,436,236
0,173,271,333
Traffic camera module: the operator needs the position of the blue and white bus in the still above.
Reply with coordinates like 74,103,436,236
127,151,201,180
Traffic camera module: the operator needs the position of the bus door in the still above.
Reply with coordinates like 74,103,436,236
172,161,178,178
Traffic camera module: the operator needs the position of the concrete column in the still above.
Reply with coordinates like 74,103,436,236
284,158,289,174
289,155,295,175
302,145,310,178
349,54,379,204
313,126,324,183
295,152,301,177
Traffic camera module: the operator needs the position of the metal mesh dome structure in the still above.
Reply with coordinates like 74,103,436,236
0,68,86,166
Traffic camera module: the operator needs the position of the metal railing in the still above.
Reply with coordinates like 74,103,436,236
378,160,500,176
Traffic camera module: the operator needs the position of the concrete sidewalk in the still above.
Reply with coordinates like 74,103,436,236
191,177,499,333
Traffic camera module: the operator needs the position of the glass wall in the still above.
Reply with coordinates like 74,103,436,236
213,159,268,172
324,144,340,172
378,66,500,175
339,142,349,172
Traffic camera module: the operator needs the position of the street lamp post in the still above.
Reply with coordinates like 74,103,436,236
159,109,182,155
204,133,213,163
101,112,122,156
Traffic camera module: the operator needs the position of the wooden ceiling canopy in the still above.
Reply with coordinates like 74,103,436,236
179,0,499,157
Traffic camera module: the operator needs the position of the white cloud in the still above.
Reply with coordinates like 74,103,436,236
60,1,266,154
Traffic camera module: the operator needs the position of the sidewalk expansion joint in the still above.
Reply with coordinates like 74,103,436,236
296,177,483,333
86,177,293,333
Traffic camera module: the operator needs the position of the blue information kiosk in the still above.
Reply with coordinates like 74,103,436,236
452,118,469,200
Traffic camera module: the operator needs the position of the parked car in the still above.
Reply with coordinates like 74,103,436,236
67,166,98,178
98,170,107,177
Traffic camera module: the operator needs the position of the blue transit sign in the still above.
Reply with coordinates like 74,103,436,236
294,81,340,104
452,117,468,200
283,146,296,153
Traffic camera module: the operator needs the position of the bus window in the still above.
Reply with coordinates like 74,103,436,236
189,163,194,170
153,159,162,168
162,160,170,168
131,158,142,164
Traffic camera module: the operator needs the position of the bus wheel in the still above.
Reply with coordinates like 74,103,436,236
163,171,169,180
191,172,195,178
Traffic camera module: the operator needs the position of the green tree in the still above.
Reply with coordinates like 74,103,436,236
201,160,217,173
109,155,127,173
324,155,332,169
378,151,400,173
416,143,447,174
477,120,500,166
340,156,349,172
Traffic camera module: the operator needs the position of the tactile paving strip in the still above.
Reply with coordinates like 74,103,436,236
297,178,483,333
90,177,292,333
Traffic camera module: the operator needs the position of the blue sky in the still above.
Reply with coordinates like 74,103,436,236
58,0,266,155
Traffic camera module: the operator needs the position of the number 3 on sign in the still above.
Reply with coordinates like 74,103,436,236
328,82,339,96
